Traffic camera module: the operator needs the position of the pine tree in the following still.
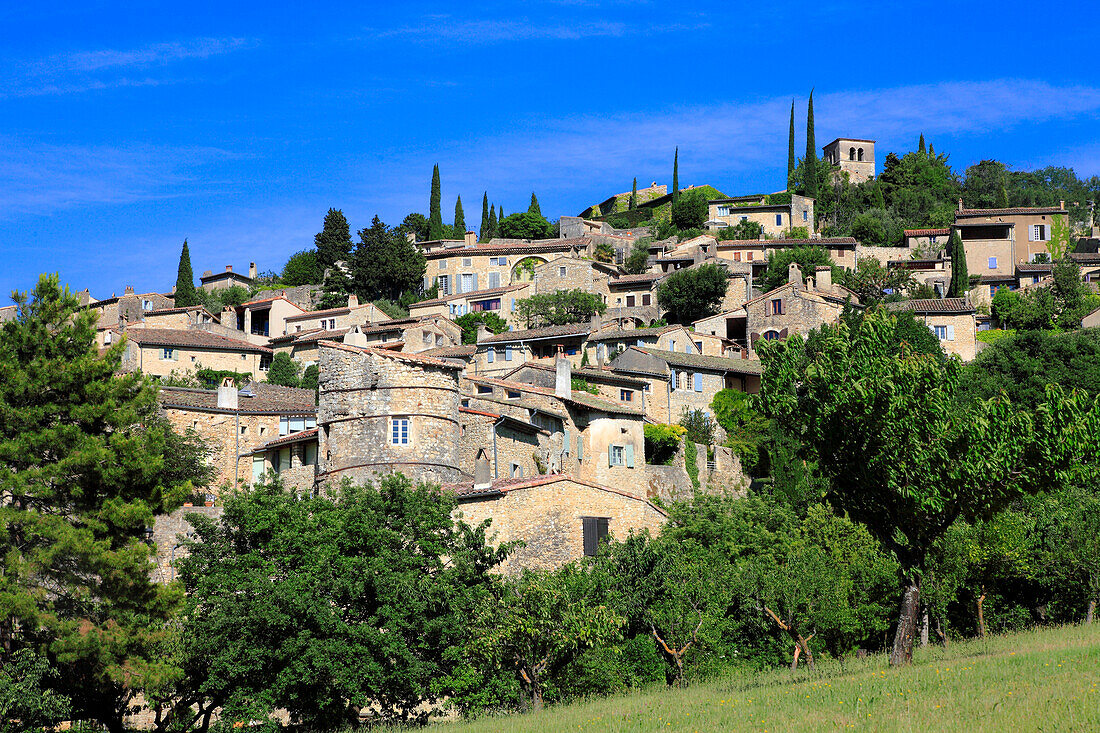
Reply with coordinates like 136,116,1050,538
528,192,541,217
454,196,466,237
480,193,490,242
315,208,353,271
174,239,199,307
804,90,818,199
429,164,444,240
929,144,935,156
787,99,796,191
487,204,498,241
947,229,969,297
629,177,638,210
919,134,926,154
672,147,680,204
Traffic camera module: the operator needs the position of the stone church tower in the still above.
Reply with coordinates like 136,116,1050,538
821,137,876,183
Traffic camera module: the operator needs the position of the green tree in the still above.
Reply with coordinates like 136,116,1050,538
480,193,490,242
594,241,615,263
678,408,715,446
804,91,817,199
350,215,427,302
429,164,444,240
170,475,509,728
400,212,429,242
841,256,914,304
487,203,498,241
961,329,1100,406
629,178,638,210
174,239,200,307
672,147,679,204
0,650,72,732
498,212,553,240
919,133,926,154
469,564,623,710
756,309,1100,665
266,352,300,387
314,208,353,271
717,219,763,241
711,388,769,465
299,363,319,392
656,263,728,324
759,246,836,293
850,211,888,244
281,249,322,286
1035,485,1100,623
453,196,466,237
671,190,708,230
516,289,606,328
0,275,209,731
947,229,969,298
455,311,509,344
624,237,652,274
787,100,796,191
528,192,541,217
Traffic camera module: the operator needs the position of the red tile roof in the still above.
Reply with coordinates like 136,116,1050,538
904,228,950,237
956,206,1066,218
158,382,316,414
424,238,588,259
121,327,272,353
885,298,975,315
609,273,661,285
717,237,858,247
261,428,318,449
478,323,592,343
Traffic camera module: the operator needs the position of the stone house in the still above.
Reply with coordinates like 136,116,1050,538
608,346,762,424
706,194,816,237
744,265,858,354
606,273,661,326
885,298,977,361
272,315,461,365
245,427,319,493
423,238,590,295
458,406,549,482
888,258,951,297
584,323,724,366
158,380,316,495
954,202,1069,279
94,304,221,349
449,474,667,573
532,256,618,300
691,309,749,353
408,283,532,327
282,294,391,334
119,327,273,380
316,342,466,489
903,228,951,257
232,295,306,344
87,288,175,341
821,138,876,183
1082,305,1100,329
199,263,256,292
473,322,593,376
501,361,651,413
716,236,859,271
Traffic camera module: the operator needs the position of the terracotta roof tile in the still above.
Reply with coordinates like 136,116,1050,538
634,347,763,375
479,323,592,344
158,382,316,414
425,238,588,259
956,206,1066,217
609,273,661,285
904,228,950,237
261,428,318,449
884,298,975,315
411,284,528,307
122,328,271,353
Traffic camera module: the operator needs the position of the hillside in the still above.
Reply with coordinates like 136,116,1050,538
443,624,1100,732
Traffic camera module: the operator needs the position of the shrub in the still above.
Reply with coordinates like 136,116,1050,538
644,423,685,466
679,408,715,446
671,191,708,230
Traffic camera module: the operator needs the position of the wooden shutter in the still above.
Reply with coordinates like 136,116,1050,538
608,444,615,466
597,518,609,546
582,517,598,557
947,325,956,341
694,372,703,392
563,431,571,455
625,444,635,468
577,434,583,461
471,273,479,290
487,348,494,363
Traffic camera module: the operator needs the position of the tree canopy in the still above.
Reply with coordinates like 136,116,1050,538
499,212,553,240
759,246,836,293
656,264,728,324
174,239,200,307
315,208,353,270
516,289,606,328
281,249,322,286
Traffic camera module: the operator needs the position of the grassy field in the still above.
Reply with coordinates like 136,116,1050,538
444,624,1100,732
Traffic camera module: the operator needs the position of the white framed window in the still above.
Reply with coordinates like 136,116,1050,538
462,258,472,267
391,417,410,445
609,444,625,466
438,259,448,270
933,325,948,340
436,275,450,295
511,462,523,478
142,299,153,310
488,272,500,289
460,273,474,293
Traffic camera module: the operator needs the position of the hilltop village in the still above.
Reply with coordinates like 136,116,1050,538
12,122,1097,579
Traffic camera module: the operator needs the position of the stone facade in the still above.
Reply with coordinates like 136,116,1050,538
283,296,392,334
532,256,614,300
955,204,1069,279
707,194,816,237
458,406,548,481
409,283,532,328
151,504,223,584
453,476,667,573
233,296,306,343
316,342,465,488
473,323,592,377
121,329,272,381
424,240,587,296
744,265,856,355
821,138,876,183
887,298,977,361
87,290,175,332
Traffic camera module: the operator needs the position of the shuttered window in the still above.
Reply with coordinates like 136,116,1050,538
582,517,609,557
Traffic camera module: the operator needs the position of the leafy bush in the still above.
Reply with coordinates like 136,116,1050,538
499,212,554,240
671,191,709,230
455,311,509,344
281,249,322,286
718,219,763,240
656,264,728,324
517,289,606,328
266,352,301,387
976,328,1017,345
644,423,685,465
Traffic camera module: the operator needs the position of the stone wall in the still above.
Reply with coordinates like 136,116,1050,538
533,257,610,298
746,286,844,354
151,504,224,584
913,311,978,361
317,345,463,488
455,478,667,573
163,407,282,495
128,343,266,381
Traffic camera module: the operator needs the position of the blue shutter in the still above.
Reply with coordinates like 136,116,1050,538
487,348,495,363
608,444,614,466
563,431,570,454
472,273,478,290
694,373,703,392
576,434,583,461
625,444,635,468
505,345,513,361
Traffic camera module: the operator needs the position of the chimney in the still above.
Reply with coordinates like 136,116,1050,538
958,198,964,212
348,293,359,308
476,324,491,343
589,312,601,330
464,231,476,247
1059,200,1065,211
555,355,571,399
225,265,233,273
788,262,802,287
202,270,213,278
249,262,257,279
805,276,815,291
220,306,237,330
473,454,492,490
124,286,135,295
343,325,367,347
217,377,238,410
815,265,832,291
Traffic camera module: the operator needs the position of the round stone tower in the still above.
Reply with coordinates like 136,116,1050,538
316,341,463,488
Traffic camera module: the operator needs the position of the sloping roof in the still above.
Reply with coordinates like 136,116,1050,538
421,344,477,358
823,137,876,146
122,328,272,353
635,347,763,375
904,228,950,237
318,340,464,370
284,305,351,320
884,298,975,315
571,367,648,387
692,308,746,325
717,237,858,248
239,295,302,309
744,281,859,308
479,323,592,344
260,428,318,449
1069,252,1100,264
424,238,588,259
411,284,528,307
466,375,643,415
587,325,678,342
956,206,1066,218
444,473,667,514
158,382,316,414
144,305,218,318
1015,262,1055,273
609,273,662,285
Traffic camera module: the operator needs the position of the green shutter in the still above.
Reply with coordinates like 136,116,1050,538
608,444,614,466
563,431,570,454
625,444,635,469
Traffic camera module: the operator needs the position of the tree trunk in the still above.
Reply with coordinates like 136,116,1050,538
532,684,543,712
921,611,929,647
1087,599,1096,624
977,586,987,638
889,579,921,666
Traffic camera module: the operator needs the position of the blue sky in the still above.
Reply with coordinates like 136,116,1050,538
3,0,1099,299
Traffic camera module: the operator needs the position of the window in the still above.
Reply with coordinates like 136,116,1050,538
668,339,675,351
423,332,433,344
104,331,112,344
694,341,703,352
763,330,781,341
775,214,783,226
259,426,267,437
488,257,497,266
391,418,410,445
460,273,474,293
276,448,291,473
734,251,742,261
439,260,447,270
511,463,523,478
933,325,948,340
802,210,808,222
161,347,175,361
746,252,754,261
486,348,495,363
858,148,864,162
988,257,998,269
462,258,472,267
620,389,633,402
328,319,336,330
498,257,507,266
849,146,856,161
506,389,520,399
582,517,609,557
559,266,567,277
303,443,318,466
694,372,703,392
770,298,784,315
488,272,500,288
990,285,998,297
511,298,517,312
142,299,153,310
477,384,493,394
296,325,302,332
259,354,272,371
626,295,636,307
609,444,625,466
565,346,578,356
505,345,513,361
642,293,651,306
437,275,450,295
1031,224,1047,241
240,425,248,436
251,456,264,483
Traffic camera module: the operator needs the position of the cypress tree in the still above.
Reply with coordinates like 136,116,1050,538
919,134,926,154
804,90,818,199
672,147,679,204
947,229,969,297
428,164,444,240
487,204,498,241
174,239,199,307
629,177,638,210
454,196,466,237
528,192,541,217
480,193,490,242
929,144,935,156
787,99,796,191
315,208,353,270
498,205,504,222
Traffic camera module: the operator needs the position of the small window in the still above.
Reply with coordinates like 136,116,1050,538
259,426,268,436
391,418,410,445
694,341,703,352
775,214,782,226
771,298,784,315
642,294,651,306
506,390,521,399
934,325,948,340
486,348,495,363
505,345,513,361
240,425,248,436
734,251,742,261
802,211,808,222
477,384,493,395
620,389,633,402
763,330,781,341
747,252,754,261
142,299,153,310
161,347,175,360
559,266,567,277
582,517,610,557
511,463,523,478
462,258,472,267
104,331,113,344
439,260,448,270
988,257,998,269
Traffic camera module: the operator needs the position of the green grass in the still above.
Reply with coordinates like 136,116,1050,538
443,624,1100,732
